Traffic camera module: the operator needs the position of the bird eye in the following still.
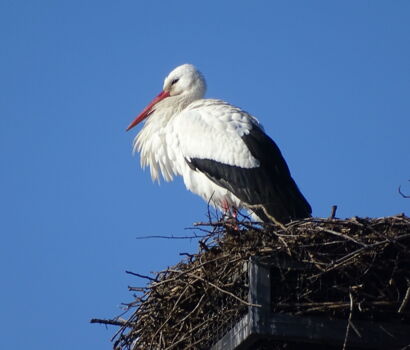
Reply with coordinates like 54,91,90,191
171,78,179,85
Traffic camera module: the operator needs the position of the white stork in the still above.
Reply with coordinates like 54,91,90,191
126,64,311,223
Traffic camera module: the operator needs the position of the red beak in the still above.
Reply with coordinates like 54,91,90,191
126,90,170,131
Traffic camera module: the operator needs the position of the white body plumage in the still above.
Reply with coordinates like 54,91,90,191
134,98,260,211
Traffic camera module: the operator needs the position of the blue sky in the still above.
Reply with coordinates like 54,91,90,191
1,1,409,349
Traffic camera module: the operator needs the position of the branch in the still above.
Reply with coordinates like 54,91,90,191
398,284,410,313
90,318,128,327
186,272,261,308
136,234,206,239
329,205,338,219
399,182,410,198
342,292,354,350
126,271,157,282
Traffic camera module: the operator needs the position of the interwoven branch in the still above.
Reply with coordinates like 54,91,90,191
92,214,410,350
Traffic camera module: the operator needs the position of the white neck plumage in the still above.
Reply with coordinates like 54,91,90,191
133,93,200,183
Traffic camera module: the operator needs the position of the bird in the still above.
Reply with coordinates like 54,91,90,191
126,64,311,224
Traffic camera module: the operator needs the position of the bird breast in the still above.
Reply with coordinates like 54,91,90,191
134,98,262,185
133,107,178,182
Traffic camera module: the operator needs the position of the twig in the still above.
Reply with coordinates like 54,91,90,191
342,292,354,350
193,221,226,227
186,272,260,307
150,283,191,347
126,271,157,282
135,234,206,239
90,318,129,327
170,294,206,344
399,181,410,198
398,285,410,313
151,255,240,287
329,205,338,219
163,319,209,350
318,227,367,247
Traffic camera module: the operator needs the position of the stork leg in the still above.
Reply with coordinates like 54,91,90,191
232,207,238,220
221,200,239,230
221,200,239,218
221,200,233,217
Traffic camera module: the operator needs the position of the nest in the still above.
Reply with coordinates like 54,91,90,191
92,214,410,350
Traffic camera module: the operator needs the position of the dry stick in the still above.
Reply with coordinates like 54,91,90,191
171,321,186,348
126,270,157,282
276,234,293,256
192,221,226,228
291,301,396,314
306,251,327,271
349,320,362,339
135,234,207,239
164,319,209,350
240,221,266,233
299,240,345,248
305,233,409,281
318,227,367,247
186,272,261,307
329,205,338,219
179,252,196,259
128,286,148,292
342,292,354,350
171,294,206,344
150,283,191,347
398,285,410,313
323,234,410,274
109,304,146,341
351,216,365,227
286,217,318,228
182,335,210,350
90,318,128,327
152,255,243,287
179,293,205,323
399,184,410,198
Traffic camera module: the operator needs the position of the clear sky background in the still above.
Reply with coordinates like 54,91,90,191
1,1,409,349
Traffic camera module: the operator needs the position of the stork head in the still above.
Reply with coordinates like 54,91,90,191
163,64,206,99
126,64,206,131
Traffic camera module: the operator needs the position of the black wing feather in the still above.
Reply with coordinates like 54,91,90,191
186,125,311,223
